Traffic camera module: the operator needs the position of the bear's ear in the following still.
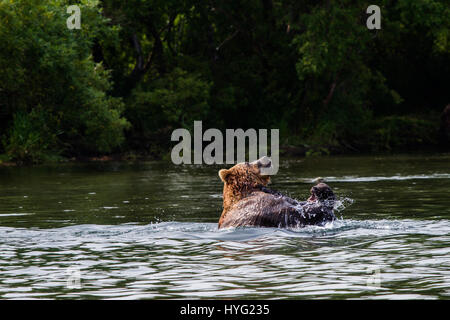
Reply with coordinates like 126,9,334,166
219,169,231,182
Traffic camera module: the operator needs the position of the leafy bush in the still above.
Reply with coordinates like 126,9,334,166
0,0,448,162
126,68,211,150
0,0,129,161
369,116,438,150
2,110,57,163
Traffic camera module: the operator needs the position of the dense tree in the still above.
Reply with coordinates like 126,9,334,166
0,0,129,163
0,0,448,163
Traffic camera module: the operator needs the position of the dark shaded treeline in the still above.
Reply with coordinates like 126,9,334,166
0,0,448,164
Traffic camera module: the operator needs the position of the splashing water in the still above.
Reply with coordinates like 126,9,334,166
0,154,449,299
334,197,355,215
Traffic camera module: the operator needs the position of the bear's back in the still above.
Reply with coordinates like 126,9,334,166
219,190,335,229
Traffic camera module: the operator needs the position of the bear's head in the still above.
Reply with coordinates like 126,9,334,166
219,157,272,210
308,183,336,207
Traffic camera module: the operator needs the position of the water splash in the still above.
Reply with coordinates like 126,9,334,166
0,219,449,299
334,197,355,214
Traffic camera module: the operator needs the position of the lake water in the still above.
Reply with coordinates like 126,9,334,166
0,154,449,299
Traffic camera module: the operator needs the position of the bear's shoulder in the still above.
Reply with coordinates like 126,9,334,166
220,190,303,228
258,186,306,206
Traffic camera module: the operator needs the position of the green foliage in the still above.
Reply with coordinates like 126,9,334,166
2,109,59,164
0,0,448,163
125,68,211,152
0,0,129,162
132,68,211,128
369,116,438,150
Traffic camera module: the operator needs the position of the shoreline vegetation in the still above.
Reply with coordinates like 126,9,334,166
0,1,448,166
1,107,449,166
0,106,448,166
1,138,448,168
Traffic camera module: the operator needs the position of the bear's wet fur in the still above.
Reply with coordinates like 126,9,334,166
218,157,336,229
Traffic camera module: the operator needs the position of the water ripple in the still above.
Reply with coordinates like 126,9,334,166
0,219,449,299
300,173,450,183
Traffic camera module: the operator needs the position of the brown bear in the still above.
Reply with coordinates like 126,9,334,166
218,157,336,229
